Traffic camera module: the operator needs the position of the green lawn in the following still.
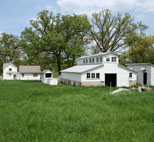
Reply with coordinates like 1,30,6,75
0,81,154,142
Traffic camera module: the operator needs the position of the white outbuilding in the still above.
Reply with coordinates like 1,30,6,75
60,52,137,87
127,63,154,86
18,66,42,80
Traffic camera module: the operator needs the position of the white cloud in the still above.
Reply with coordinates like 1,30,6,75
136,0,154,13
45,4,57,13
57,0,154,15
45,4,53,11
57,0,136,14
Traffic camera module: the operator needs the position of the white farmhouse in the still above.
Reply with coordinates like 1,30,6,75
127,63,154,86
60,52,137,87
18,66,41,80
3,63,18,80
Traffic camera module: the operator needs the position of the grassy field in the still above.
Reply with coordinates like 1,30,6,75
0,81,154,142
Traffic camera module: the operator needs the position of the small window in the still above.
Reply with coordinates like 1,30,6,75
106,58,110,62
86,59,88,64
92,58,95,63
9,68,12,71
96,57,99,63
83,59,85,64
87,73,90,79
100,57,102,62
129,73,132,78
112,57,117,62
9,73,11,76
22,73,24,77
89,58,91,63
91,73,95,78
33,73,37,77
96,73,100,79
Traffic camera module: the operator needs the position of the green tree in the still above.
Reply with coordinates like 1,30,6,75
90,9,136,53
21,11,91,74
120,22,154,64
0,33,21,72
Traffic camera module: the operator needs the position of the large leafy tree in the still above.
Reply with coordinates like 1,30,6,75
90,9,136,52
0,33,21,72
21,10,91,74
120,22,154,64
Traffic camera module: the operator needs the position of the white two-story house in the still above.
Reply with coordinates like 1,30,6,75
3,63,18,80
60,52,137,87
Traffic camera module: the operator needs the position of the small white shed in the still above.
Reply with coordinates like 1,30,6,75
42,70,58,85
127,63,154,86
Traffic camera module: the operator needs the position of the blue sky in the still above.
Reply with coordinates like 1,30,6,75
0,0,154,36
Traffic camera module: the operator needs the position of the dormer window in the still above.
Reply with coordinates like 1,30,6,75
92,58,95,63
100,57,102,62
83,59,85,64
96,57,99,63
89,58,91,63
9,68,12,71
106,58,110,62
112,57,117,62
86,59,88,64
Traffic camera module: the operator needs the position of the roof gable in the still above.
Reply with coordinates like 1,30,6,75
77,52,119,60
3,63,17,69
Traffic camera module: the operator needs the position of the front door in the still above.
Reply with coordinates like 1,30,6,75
13,74,16,80
143,72,147,85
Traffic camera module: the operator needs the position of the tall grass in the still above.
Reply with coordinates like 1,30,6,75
0,81,154,142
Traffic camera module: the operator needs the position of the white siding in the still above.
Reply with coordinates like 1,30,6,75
3,64,17,80
127,65,152,85
60,72,81,82
151,66,154,85
18,73,41,80
81,64,136,87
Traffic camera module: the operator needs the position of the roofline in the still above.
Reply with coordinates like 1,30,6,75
61,64,104,74
76,52,119,60
126,63,154,67
3,63,17,69
19,72,42,73
118,64,137,74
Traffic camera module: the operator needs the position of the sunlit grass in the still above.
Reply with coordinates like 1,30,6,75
0,81,154,142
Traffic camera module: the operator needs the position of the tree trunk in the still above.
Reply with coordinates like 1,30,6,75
72,55,76,66
56,54,61,75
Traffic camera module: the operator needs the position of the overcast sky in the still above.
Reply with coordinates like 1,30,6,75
0,0,154,36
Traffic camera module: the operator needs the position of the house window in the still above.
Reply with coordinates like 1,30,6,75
96,57,99,63
9,73,11,76
129,73,132,78
96,73,100,79
9,68,12,71
112,57,117,62
83,59,85,64
91,73,95,78
22,73,24,77
86,59,88,64
87,73,90,79
106,58,110,62
100,57,102,62
92,58,95,63
89,58,91,63
33,73,37,77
